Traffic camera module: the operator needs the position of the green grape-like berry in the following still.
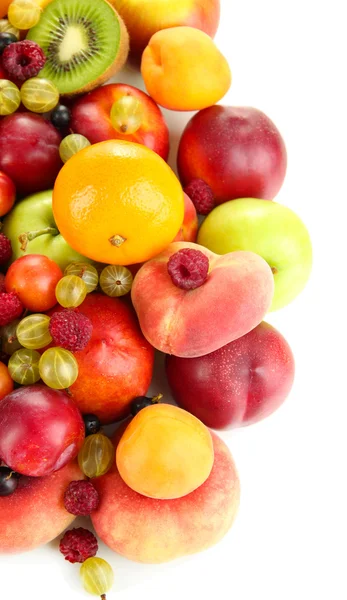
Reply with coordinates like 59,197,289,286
20,77,59,113
110,95,144,135
8,0,41,30
0,79,21,116
8,348,41,385
99,265,133,297
78,433,115,478
16,314,52,350
0,19,20,39
39,347,78,390
55,275,87,308
1,319,22,356
59,134,91,163
64,262,99,293
80,557,114,599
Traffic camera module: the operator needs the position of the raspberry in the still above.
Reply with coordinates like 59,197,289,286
2,41,46,82
0,292,23,326
59,527,98,564
49,309,92,352
64,480,99,516
184,179,215,215
167,248,209,290
0,233,12,265
0,274,6,293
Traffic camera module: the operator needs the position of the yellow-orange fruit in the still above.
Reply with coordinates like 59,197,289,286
116,403,214,499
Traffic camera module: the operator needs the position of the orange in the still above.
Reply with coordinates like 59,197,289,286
0,0,12,18
53,140,184,266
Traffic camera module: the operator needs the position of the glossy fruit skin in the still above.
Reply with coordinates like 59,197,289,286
0,466,19,496
64,262,98,293
16,313,52,349
8,348,41,385
1,190,90,270
5,254,62,311
78,433,115,478
70,83,169,160
166,321,295,429
83,414,101,436
8,0,41,30
99,265,133,297
39,347,79,390
55,275,87,308
53,140,184,266
48,294,155,424
0,170,15,217
50,104,71,130
0,113,62,195
59,134,91,163
0,319,22,355
0,384,85,477
20,77,59,113
0,361,13,400
0,32,17,54
80,557,114,597
178,106,287,204
0,1,13,19
0,79,21,115
198,198,312,311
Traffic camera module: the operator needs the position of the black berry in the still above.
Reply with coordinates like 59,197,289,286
0,33,17,56
51,105,71,129
0,467,20,497
83,413,101,436
131,394,163,416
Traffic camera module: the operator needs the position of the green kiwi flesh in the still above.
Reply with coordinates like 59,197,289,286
27,0,126,95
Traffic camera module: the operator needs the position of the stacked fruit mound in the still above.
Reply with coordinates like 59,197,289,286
0,0,312,597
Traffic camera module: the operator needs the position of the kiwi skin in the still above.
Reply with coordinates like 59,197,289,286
76,7,129,96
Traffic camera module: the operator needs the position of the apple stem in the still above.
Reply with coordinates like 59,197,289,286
18,227,59,252
152,393,163,404
271,266,279,275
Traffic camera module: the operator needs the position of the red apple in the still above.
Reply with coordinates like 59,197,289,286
0,170,16,217
0,384,85,476
166,321,295,429
173,192,198,242
71,84,169,160
177,106,287,204
0,113,62,196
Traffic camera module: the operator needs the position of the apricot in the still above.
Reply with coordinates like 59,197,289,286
92,431,240,563
141,26,231,111
116,403,214,499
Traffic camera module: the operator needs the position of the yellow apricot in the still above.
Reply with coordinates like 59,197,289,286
116,403,214,499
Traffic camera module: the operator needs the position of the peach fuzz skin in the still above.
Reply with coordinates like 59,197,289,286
131,242,274,358
92,431,240,563
173,192,198,243
111,0,220,56
116,403,214,499
0,460,84,554
141,27,231,111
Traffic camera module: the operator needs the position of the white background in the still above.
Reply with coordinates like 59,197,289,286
2,0,346,598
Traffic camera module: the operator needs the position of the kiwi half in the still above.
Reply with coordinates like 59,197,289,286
27,0,129,96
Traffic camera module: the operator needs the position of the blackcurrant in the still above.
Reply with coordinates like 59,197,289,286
83,413,101,436
50,105,71,129
0,467,20,497
130,394,163,416
0,33,17,56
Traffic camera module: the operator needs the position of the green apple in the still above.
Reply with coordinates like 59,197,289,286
2,190,92,271
197,198,312,311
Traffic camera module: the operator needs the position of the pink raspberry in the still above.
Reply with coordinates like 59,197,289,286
167,248,209,290
64,480,99,516
2,41,46,82
0,292,23,326
59,528,98,564
49,309,92,352
184,179,215,215
0,233,12,265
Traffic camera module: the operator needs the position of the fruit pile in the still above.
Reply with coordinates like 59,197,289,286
0,0,312,597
